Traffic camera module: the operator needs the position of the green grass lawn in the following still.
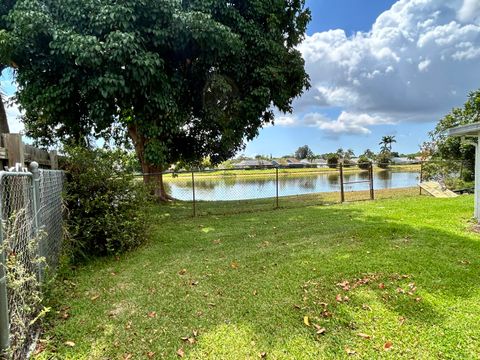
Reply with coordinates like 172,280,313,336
37,193,480,359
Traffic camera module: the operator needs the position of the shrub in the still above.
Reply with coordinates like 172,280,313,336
327,154,339,169
376,152,391,169
343,158,355,168
63,147,151,261
357,155,371,170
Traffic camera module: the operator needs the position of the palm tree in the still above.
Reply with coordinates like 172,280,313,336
379,136,396,153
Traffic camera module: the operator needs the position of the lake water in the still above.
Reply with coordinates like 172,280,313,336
165,170,420,201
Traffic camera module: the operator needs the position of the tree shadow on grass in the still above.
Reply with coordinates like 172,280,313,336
168,200,480,358
46,197,480,359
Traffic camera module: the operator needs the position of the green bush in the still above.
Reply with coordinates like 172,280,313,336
376,152,391,169
357,155,371,170
327,154,339,169
63,147,151,261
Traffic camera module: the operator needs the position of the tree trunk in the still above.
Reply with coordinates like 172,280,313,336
127,124,172,202
0,93,10,135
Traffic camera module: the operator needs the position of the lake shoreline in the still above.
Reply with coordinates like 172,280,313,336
163,164,421,183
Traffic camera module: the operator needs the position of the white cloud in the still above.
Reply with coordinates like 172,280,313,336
305,111,395,136
292,0,480,135
275,116,297,127
458,0,480,22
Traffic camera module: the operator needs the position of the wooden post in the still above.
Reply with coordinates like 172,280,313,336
2,134,24,169
49,150,58,169
419,162,424,195
369,162,375,200
339,163,345,203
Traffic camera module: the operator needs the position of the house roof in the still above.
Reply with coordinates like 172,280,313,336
236,160,273,167
446,123,480,137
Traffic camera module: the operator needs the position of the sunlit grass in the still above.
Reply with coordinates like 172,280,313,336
36,193,480,359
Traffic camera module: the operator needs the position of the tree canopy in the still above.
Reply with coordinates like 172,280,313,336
2,0,311,198
294,144,313,160
428,89,480,180
379,135,396,153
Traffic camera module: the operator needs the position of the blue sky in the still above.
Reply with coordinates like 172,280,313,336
2,0,480,156
243,0,480,157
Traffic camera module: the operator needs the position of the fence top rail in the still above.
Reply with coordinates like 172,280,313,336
0,171,33,180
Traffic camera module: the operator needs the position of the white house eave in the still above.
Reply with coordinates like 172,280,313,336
446,123,480,137
446,122,480,223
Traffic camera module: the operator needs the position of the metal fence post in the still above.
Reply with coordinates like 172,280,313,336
275,167,279,209
192,171,196,217
28,162,44,282
339,163,345,203
0,176,9,351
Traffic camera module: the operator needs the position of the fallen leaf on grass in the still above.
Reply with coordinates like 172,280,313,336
64,341,75,347
357,333,371,339
230,261,239,269
60,311,69,320
337,280,350,291
177,348,185,357
178,269,187,275
345,347,356,355
383,341,393,351
335,294,343,302
303,316,310,326
147,351,155,358
147,311,157,318
399,316,406,325
378,283,385,289
415,297,422,302
33,341,46,355
313,324,326,335
259,351,267,358
321,310,332,318
90,294,100,301
123,354,132,360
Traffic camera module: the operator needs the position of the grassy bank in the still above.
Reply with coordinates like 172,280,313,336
37,192,480,359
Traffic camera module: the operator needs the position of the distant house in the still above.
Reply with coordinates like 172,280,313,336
285,158,305,168
233,160,275,169
312,159,328,168
391,157,419,165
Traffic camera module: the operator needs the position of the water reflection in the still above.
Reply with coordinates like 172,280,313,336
167,171,420,201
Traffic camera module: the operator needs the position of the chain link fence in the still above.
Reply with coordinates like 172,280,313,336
142,162,426,217
0,165,64,358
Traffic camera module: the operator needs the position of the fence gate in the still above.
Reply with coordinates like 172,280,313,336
339,163,375,202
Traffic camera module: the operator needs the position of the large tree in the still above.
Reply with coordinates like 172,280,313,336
294,144,313,160
2,0,310,200
428,89,480,180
